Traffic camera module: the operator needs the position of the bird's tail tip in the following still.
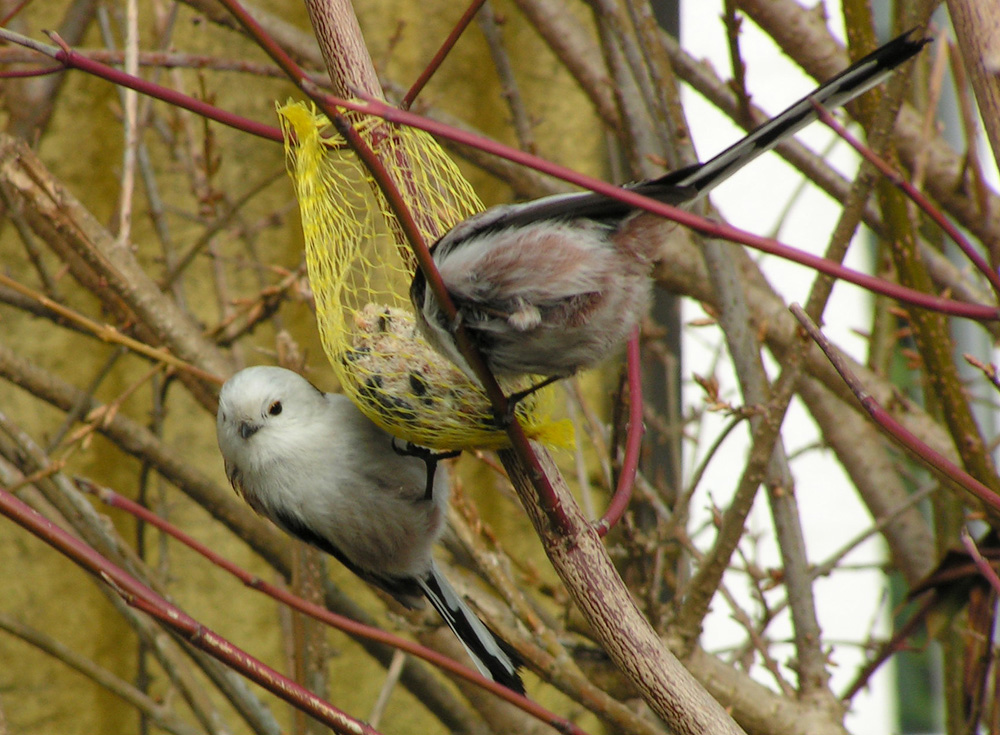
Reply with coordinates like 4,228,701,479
420,564,525,695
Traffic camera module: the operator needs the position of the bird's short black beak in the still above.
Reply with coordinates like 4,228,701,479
239,421,259,440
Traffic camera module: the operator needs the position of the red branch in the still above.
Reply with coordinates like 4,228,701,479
3,29,993,325
960,528,1000,596
810,99,1000,300
0,487,378,735
401,0,487,108
46,32,282,141
79,481,589,732
4,28,992,323
791,304,1000,515
338,93,998,322
596,330,644,536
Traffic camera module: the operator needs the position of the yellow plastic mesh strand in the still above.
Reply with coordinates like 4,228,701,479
278,102,571,451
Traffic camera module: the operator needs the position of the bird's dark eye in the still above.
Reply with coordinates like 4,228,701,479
268,401,282,416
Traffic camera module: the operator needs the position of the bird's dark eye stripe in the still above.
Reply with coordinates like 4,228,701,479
268,401,282,416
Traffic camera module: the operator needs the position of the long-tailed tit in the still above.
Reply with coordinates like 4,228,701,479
411,30,927,381
216,366,523,693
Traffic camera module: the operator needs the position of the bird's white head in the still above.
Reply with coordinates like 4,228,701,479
216,366,326,472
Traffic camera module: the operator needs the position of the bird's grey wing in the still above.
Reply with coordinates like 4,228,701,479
269,504,424,608
455,185,696,235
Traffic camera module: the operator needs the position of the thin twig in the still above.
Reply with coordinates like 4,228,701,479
367,650,406,729
116,0,140,246
401,0,486,108
0,612,202,735
476,0,536,153
0,272,222,385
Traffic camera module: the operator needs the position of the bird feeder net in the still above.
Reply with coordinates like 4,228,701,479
278,102,571,451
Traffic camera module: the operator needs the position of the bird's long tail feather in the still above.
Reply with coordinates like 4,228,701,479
657,28,929,197
486,28,928,229
418,562,524,694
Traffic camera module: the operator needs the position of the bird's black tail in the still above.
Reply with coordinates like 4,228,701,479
643,28,930,199
418,562,524,694
485,28,928,230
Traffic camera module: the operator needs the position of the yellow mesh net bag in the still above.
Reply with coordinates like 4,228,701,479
278,101,571,451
